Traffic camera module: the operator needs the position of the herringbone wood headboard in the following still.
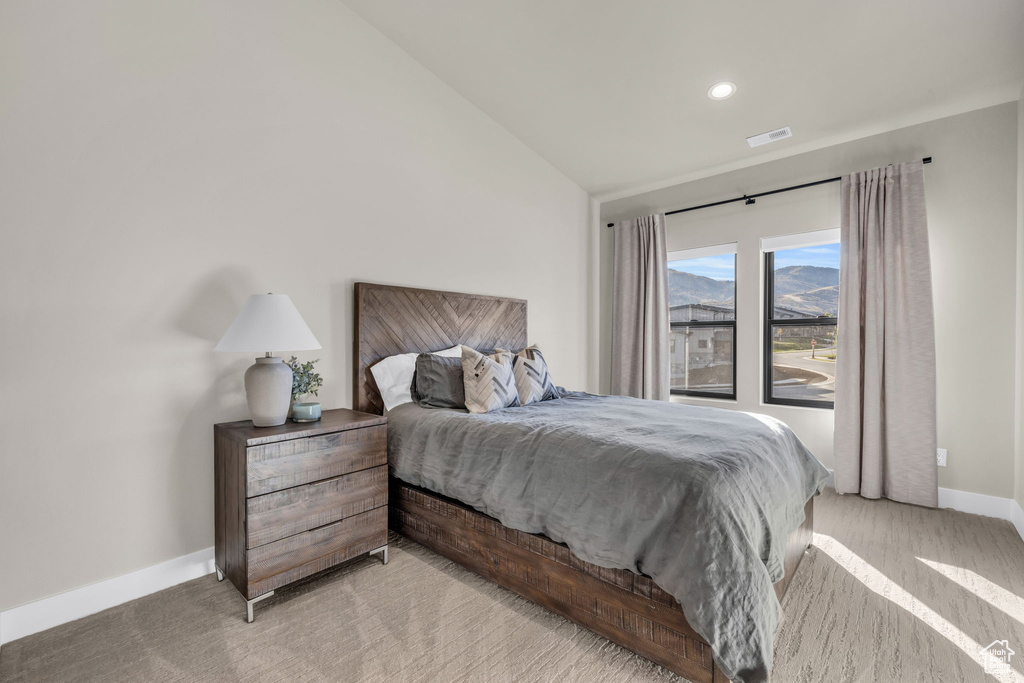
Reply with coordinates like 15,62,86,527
353,282,528,415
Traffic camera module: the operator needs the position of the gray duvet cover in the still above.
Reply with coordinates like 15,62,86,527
387,392,829,682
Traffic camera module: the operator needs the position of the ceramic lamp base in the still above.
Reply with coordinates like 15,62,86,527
244,357,292,427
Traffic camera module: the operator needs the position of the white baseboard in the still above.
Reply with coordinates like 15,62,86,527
828,468,1023,543
937,486,1015,518
0,546,214,646
937,487,1024,543
1011,497,1024,542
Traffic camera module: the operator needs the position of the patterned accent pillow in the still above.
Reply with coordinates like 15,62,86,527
462,347,520,414
499,345,559,405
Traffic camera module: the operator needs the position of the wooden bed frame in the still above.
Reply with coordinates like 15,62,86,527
353,282,813,683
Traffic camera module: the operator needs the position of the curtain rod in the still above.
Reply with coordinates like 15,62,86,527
605,157,932,227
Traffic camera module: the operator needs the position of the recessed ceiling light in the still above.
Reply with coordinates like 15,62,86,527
708,81,736,100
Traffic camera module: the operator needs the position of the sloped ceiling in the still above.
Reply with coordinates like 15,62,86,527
342,0,1024,199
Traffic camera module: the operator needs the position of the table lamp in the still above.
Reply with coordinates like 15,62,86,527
215,293,322,427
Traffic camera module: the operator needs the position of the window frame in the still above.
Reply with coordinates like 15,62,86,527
762,249,838,409
668,247,737,401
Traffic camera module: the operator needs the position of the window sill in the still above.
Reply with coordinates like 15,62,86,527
670,394,737,405
759,400,835,412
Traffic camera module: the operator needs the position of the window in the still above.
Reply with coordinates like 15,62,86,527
667,244,736,399
762,231,839,408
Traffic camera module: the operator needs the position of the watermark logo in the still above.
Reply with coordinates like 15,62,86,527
981,640,1015,675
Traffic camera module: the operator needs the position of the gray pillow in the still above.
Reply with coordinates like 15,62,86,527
411,353,465,409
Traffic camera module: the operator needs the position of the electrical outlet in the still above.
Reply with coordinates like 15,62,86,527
936,448,947,467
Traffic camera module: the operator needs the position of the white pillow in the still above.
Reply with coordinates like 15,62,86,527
371,345,462,412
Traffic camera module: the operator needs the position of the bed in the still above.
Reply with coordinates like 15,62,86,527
353,282,823,683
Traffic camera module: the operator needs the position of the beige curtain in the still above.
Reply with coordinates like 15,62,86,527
834,161,938,507
611,214,669,400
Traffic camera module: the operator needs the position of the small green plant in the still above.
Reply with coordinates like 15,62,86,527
285,357,323,400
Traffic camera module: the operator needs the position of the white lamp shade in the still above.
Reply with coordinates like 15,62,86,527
215,294,322,353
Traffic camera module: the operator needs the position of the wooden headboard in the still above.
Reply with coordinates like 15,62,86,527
353,282,528,415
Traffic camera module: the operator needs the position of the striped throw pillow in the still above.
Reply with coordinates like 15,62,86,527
462,347,520,414
499,345,559,405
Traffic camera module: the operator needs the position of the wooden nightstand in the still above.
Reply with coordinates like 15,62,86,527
214,408,388,622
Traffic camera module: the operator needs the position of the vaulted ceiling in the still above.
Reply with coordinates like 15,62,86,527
342,0,1024,199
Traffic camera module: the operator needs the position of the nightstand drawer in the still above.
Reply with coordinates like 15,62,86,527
246,425,386,496
246,465,388,548
246,506,388,598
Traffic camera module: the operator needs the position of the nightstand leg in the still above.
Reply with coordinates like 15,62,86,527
246,591,274,623
370,544,389,565
216,567,224,582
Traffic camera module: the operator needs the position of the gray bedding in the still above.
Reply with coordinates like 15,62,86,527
387,392,830,682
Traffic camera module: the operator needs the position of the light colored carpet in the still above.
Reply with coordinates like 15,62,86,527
2,489,1023,682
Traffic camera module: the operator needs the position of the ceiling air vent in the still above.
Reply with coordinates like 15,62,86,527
746,126,792,148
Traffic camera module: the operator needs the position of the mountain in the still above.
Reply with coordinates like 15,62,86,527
668,269,734,308
668,264,839,316
773,266,838,296
773,266,839,315
775,285,839,316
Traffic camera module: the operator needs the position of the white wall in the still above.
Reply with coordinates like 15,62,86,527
1017,86,1024,513
600,103,1020,499
0,1,594,612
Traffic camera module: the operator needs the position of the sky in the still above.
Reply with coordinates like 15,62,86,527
772,243,841,270
668,254,735,280
668,243,840,280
